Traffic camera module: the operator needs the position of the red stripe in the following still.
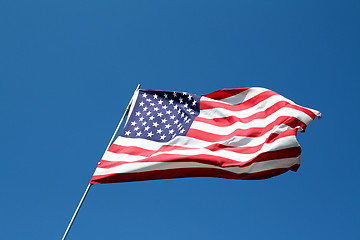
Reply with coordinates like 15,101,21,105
206,128,297,154
98,154,243,169
203,88,250,100
108,144,197,157
97,146,301,169
108,127,297,159
201,90,278,111
187,116,307,142
197,101,316,126
90,164,299,184
108,144,154,157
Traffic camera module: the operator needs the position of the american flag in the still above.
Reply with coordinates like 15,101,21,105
90,87,320,184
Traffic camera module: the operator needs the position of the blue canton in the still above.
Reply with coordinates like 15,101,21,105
120,90,201,142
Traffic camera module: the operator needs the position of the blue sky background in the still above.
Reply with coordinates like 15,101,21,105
1,1,359,239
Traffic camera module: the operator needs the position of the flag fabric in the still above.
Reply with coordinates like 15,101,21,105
90,87,320,184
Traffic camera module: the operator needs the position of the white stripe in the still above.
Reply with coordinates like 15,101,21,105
190,123,294,146
102,152,147,162
150,135,299,163
111,123,294,152
104,135,299,164
207,87,270,105
199,94,305,120
93,157,300,176
112,136,160,151
193,108,313,135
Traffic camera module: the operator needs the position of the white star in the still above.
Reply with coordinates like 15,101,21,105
157,112,163,117
165,124,171,129
125,130,131,136
147,132,154,137
184,116,188,121
179,97,183,103
186,119,191,123
154,107,159,111
179,129,185,134
156,129,163,134
143,106,148,112
150,103,155,106
169,99,174,105
139,117,144,121
192,100,197,106
166,110,171,115
149,116,155,121
188,95,192,100
173,91,177,97
186,108,192,112
142,121,147,126
135,111,141,116
153,94,158,99
145,126,150,131
158,99,163,105
190,111,195,115
177,109,181,114
184,103,188,108
139,101,145,106
174,119,179,124
136,131,142,136
173,105,178,110
161,118,167,123
164,93,168,99
153,122,159,127
169,129,174,134
160,135,166,140
181,112,185,118
162,105,168,109
147,111,152,116
134,126,139,131
170,115,176,120
142,93,147,98
131,121,137,126
146,98,152,102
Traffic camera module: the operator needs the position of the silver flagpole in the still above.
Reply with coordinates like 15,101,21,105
61,84,141,240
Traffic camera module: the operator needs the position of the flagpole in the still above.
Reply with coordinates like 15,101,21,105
61,84,141,240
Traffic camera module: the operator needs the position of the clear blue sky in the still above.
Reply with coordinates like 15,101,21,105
1,1,359,239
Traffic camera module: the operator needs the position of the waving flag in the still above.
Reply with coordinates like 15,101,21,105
90,87,320,184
